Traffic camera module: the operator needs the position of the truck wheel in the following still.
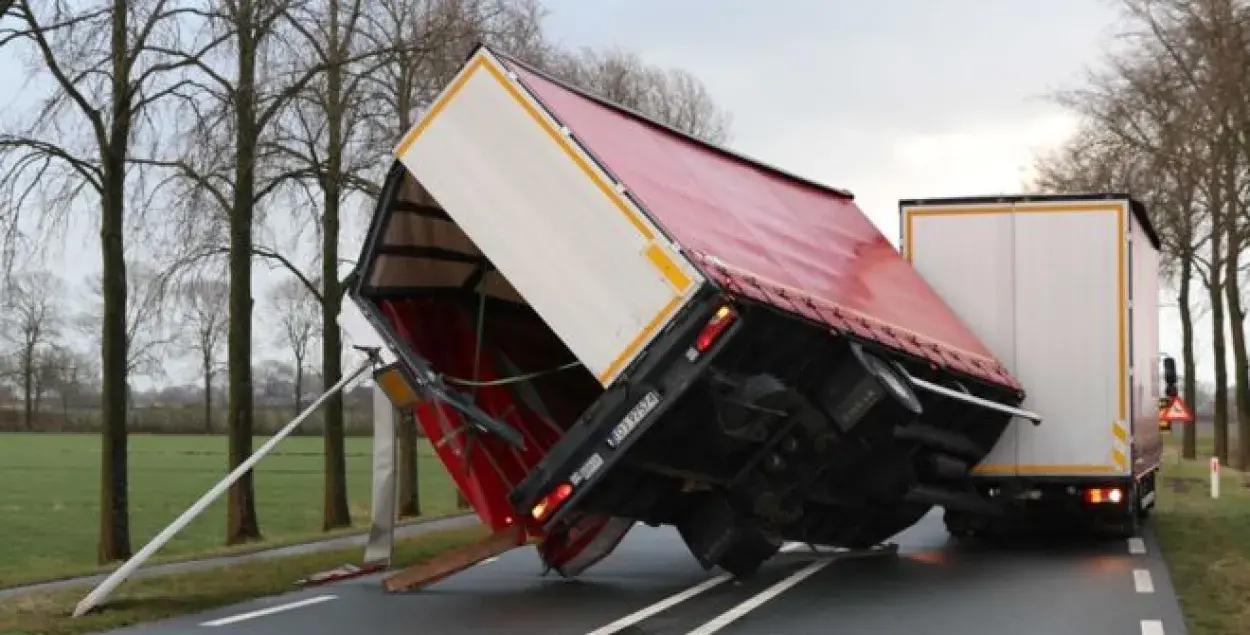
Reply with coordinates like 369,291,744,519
943,510,974,539
1116,487,1141,538
717,532,780,578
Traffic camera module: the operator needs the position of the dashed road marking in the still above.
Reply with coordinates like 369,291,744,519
1141,619,1164,635
481,557,499,565
686,558,831,635
1128,537,1147,554
1133,569,1154,594
584,573,732,635
200,595,337,627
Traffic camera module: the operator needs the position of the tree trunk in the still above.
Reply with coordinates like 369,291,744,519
397,407,420,517
226,6,261,545
97,0,132,564
22,348,32,430
1179,255,1198,459
98,176,131,562
1225,242,1250,469
294,359,303,418
203,354,213,434
1209,243,1229,465
320,0,351,531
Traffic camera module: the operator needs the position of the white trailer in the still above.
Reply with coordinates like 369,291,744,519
899,194,1165,537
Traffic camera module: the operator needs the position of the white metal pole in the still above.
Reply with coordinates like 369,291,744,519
363,384,398,566
73,359,375,618
906,375,1044,425
1211,456,1220,499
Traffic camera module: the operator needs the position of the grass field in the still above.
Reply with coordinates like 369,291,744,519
1155,434,1250,635
0,433,458,588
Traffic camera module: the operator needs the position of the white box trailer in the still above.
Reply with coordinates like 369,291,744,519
899,194,1165,537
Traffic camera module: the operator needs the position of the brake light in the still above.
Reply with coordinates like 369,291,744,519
1084,487,1123,504
696,305,737,352
530,482,574,521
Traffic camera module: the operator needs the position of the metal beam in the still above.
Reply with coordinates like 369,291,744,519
363,385,399,567
904,372,1043,425
72,359,375,618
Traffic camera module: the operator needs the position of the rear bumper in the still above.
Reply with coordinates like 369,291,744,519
966,476,1138,530
509,289,737,531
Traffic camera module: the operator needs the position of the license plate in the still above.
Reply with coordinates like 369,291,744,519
607,391,661,448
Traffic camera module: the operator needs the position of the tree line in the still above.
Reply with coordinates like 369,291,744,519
1032,0,1250,468
0,0,732,564
0,267,373,433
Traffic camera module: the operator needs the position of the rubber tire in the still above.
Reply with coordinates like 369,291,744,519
1116,485,1141,538
1136,477,1154,520
717,533,780,578
942,509,974,539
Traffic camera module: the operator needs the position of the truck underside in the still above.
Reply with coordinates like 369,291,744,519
354,164,1030,577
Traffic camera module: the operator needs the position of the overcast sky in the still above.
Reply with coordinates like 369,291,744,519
5,0,1216,385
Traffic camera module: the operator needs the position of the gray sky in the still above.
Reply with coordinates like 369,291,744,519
5,0,1214,385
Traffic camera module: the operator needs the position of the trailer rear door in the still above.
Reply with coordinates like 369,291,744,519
902,199,1133,478
392,48,704,387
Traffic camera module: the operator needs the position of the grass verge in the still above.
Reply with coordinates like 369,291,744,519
0,433,459,587
0,525,487,635
1155,441,1250,635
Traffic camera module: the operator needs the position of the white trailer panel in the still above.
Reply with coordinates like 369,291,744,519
902,199,1139,478
392,49,704,387
1130,211,1162,474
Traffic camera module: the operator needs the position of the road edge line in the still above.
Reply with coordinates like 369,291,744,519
200,594,338,627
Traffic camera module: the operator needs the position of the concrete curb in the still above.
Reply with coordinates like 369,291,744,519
0,512,479,600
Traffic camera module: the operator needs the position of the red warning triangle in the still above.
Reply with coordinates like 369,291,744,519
1160,396,1193,423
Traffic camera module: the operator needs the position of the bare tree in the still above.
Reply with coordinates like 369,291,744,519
541,47,734,144
1117,0,1250,467
271,0,374,531
0,270,63,429
181,276,229,433
1034,0,1250,463
79,260,177,384
143,0,357,544
0,0,211,562
270,277,320,417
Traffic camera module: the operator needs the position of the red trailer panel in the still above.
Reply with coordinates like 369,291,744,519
501,57,1020,393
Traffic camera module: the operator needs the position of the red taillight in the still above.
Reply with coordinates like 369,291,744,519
696,305,737,352
1084,487,1123,505
530,482,574,521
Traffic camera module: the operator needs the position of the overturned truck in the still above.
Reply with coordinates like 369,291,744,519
349,44,1038,581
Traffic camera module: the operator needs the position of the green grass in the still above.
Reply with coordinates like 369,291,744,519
1155,437,1250,635
0,525,488,635
0,433,458,588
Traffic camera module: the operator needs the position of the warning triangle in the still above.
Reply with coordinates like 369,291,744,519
1160,396,1193,423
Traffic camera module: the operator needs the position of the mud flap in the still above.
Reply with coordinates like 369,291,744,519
538,515,635,578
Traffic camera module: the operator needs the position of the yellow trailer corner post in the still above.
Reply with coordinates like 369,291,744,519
391,48,704,388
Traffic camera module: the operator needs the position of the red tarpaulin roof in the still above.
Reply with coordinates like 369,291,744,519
499,55,1021,393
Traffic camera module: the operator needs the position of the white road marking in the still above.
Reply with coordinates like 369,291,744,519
200,595,337,627
583,573,732,635
1128,537,1147,554
1141,619,1165,635
685,558,831,635
1134,569,1155,594
481,556,499,565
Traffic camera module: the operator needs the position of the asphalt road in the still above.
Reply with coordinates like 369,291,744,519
100,510,1188,635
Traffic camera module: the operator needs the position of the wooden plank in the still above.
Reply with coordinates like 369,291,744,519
382,526,527,592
